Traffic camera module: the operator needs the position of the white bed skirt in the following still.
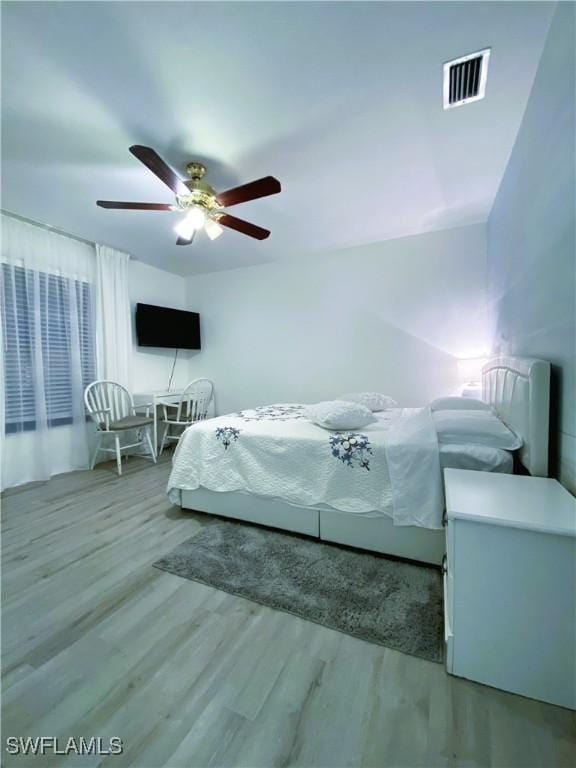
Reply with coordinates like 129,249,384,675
179,488,446,565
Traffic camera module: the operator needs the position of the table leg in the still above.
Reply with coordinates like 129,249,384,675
153,402,158,451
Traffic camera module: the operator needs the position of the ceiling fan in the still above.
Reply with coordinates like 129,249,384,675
97,145,281,245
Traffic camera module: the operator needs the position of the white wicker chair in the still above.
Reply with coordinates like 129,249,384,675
159,378,214,455
84,380,156,476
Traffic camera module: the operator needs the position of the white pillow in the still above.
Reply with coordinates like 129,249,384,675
439,443,513,474
432,410,522,450
430,396,490,412
305,400,376,430
339,392,398,412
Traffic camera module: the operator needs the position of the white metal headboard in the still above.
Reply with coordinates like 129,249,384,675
482,356,550,477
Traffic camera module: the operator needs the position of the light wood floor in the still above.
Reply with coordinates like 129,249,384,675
1,453,574,768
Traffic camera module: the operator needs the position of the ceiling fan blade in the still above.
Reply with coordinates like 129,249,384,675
129,145,185,194
216,176,281,208
97,201,173,210
176,231,196,246
219,213,270,240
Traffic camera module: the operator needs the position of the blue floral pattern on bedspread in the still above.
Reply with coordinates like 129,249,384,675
215,426,241,449
329,433,373,471
232,405,307,422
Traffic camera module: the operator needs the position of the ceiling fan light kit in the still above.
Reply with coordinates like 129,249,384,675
204,218,224,240
96,146,281,245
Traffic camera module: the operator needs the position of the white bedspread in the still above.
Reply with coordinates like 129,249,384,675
383,408,444,528
167,403,444,529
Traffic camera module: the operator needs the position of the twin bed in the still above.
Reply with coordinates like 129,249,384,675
167,357,550,565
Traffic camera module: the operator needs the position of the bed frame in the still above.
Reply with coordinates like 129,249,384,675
482,356,550,477
180,356,551,566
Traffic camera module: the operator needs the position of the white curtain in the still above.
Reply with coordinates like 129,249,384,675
94,244,132,389
0,214,96,489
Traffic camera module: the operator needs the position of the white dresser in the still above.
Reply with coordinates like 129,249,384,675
444,468,576,710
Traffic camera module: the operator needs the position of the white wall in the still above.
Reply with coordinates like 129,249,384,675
128,260,197,392
185,224,489,415
487,4,575,493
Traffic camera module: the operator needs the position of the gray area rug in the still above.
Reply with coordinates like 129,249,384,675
154,519,444,662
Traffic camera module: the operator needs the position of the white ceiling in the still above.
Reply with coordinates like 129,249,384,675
1,1,554,276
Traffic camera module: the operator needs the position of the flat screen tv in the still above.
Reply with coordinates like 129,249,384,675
136,303,201,349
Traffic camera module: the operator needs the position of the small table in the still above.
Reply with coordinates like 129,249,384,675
443,468,576,709
133,390,185,450
133,389,216,450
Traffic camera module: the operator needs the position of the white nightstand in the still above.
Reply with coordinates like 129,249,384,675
444,468,576,710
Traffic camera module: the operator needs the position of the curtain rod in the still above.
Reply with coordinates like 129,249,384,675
1,209,134,259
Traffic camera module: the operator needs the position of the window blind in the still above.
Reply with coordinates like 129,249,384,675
2,264,96,433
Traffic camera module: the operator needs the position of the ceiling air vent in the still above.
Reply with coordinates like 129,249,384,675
443,48,490,109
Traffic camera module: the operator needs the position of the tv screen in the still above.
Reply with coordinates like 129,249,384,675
136,303,201,349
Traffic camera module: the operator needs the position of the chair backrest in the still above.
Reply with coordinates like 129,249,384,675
84,380,134,429
177,378,214,423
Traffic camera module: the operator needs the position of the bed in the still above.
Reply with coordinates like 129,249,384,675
167,356,550,565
